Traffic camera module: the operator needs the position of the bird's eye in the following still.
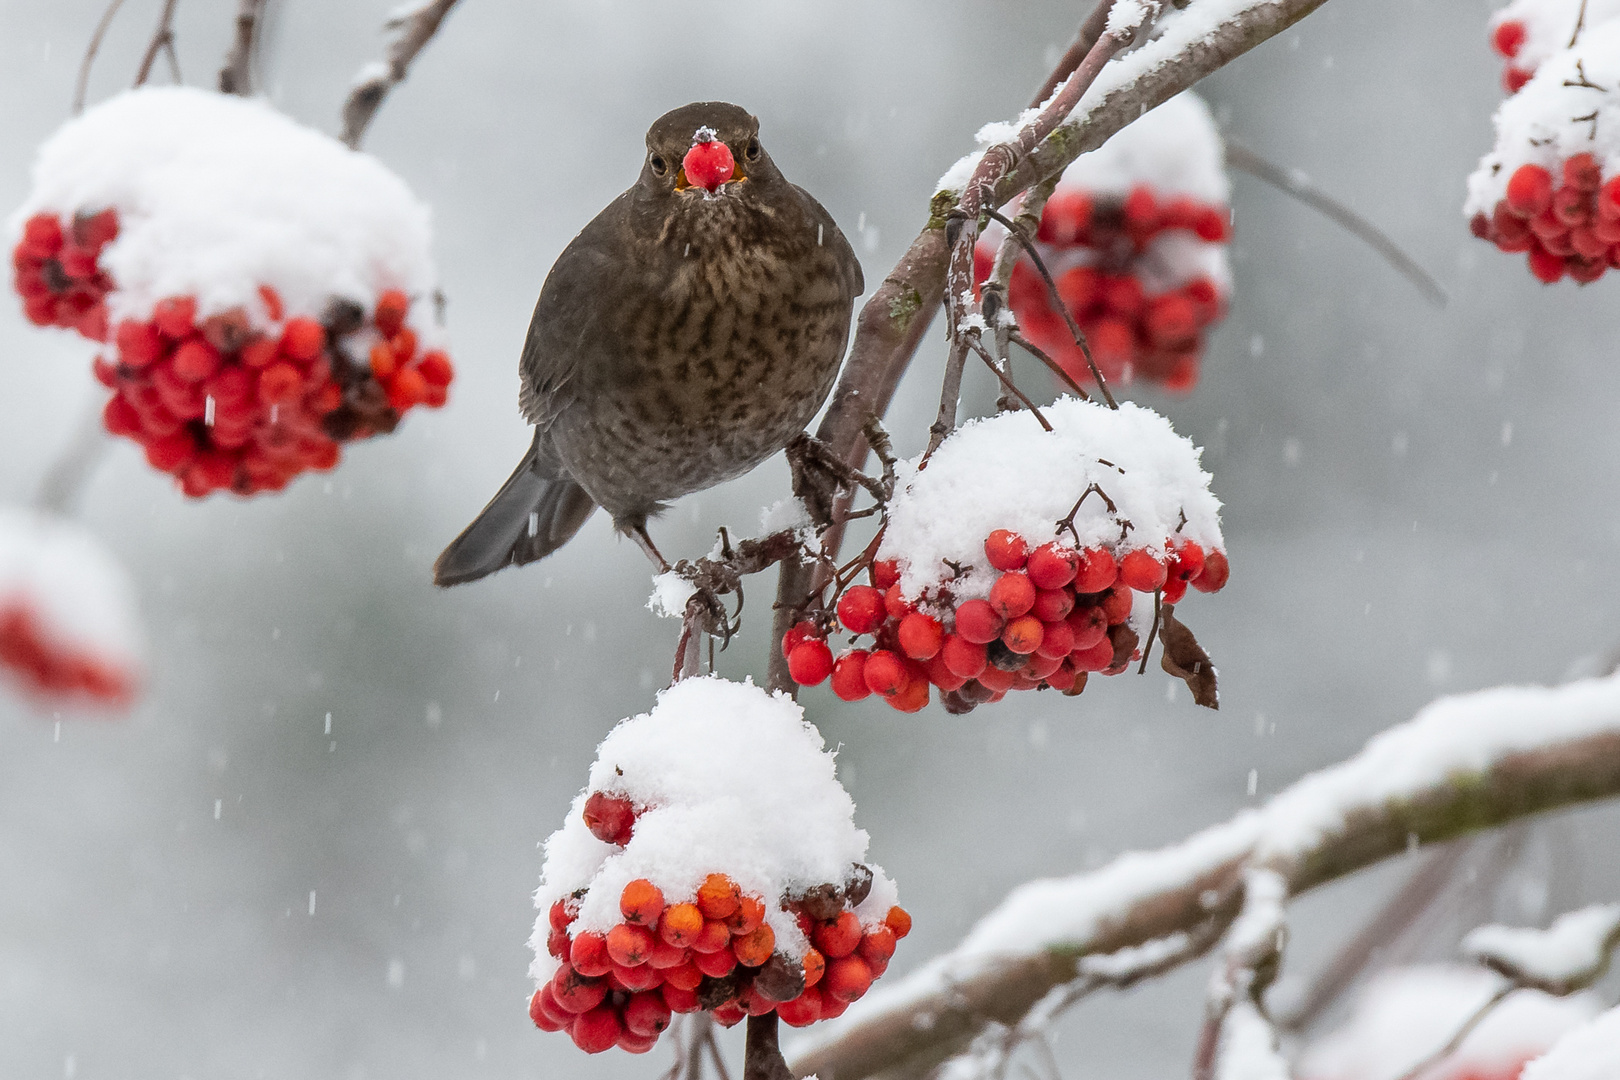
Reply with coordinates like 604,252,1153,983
650,154,668,176
745,138,761,162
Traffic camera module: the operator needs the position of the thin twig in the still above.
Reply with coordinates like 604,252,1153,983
968,337,1052,431
1391,984,1514,1080
1028,0,1118,109
1225,142,1446,308
34,402,110,517
218,0,267,95
1137,589,1161,674
161,36,182,83
73,0,130,115
340,0,464,149
1011,333,1089,401
134,0,181,87
706,1026,734,1080
1571,0,1591,46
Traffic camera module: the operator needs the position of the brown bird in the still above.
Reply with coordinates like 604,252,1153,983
434,101,863,586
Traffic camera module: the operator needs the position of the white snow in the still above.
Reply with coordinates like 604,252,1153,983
788,671,1620,1064
1077,931,1190,979
877,397,1224,604
1462,904,1620,990
1299,965,1599,1080
1107,0,1162,40
646,571,698,620
528,677,897,985
1466,21,1620,217
759,496,813,536
10,86,439,327
1217,1001,1290,1080
1489,0,1620,82
1520,1005,1620,1080
0,507,143,691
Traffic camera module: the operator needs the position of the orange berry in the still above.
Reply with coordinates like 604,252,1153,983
824,955,874,1002
387,367,429,411
663,962,703,992
279,317,325,363
885,906,912,938
658,902,703,947
369,341,398,379
732,923,775,967
691,918,733,955
727,894,766,935
1119,549,1167,592
696,874,740,920
623,990,672,1037
606,923,655,967
1001,615,1044,655
374,289,409,337
802,947,826,988
858,925,897,965
813,911,862,959
620,879,665,926
239,338,277,368
887,675,930,713
390,327,418,364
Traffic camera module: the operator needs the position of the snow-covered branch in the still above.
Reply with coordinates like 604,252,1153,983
787,672,1620,1080
340,0,465,149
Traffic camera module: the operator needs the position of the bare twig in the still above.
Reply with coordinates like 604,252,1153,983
34,402,110,517
1225,142,1446,308
1011,333,1089,401
218,0,268,95
1028,0,1118,109
134,0,181,87
968,337,1052,431
340,0,464,149
1389,983,1513,1080
73,0,130,115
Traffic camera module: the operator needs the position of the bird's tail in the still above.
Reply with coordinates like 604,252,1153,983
432,433,598,587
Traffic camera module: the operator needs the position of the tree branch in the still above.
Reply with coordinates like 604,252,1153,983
788,673,1620,1079
339,0,464,149
218,0,267,96
73,0,130,115
134,0,181,87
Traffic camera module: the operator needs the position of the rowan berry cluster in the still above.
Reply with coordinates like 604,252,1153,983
786,530,1228,714
0,602,133,707
976,183,1230,393
532,791,910,1054
1469,155,1620,284
1487,0,1620,94
12,211,453,497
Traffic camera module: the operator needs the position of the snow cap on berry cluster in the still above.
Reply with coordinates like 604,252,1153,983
10,86,438,326
1489,0,1620,86
529,677,897,983
1298,965,1598,1080
1466,21,1620,217
878,397,1222,604
1054,91,1228,206
0,508,143,683
1521,1005,1620,1080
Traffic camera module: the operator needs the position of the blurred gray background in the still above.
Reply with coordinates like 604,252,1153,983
2,1,1619,1077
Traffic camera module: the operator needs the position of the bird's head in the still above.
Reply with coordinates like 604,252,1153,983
639,102,779,200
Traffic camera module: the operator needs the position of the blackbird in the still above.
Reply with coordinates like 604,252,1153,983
434,102,863,586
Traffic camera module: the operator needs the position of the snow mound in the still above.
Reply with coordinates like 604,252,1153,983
0,508,143,708
1489,0,1620,89
11,86,438,327
529,676,898,983
878,398,1223,604
1521,1005,1620,1080
1053,91,1229,206
1466,21,1620,218
1298,965,1599,1080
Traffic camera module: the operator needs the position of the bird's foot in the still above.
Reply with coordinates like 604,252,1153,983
630,524,672,574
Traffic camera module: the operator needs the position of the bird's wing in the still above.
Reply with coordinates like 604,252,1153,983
518,192,635,429
790,183,865,300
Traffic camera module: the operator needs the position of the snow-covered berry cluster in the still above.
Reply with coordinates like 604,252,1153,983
973,92,1231,393
0,509,142,709
1488,0,1620,94
1467,19,1620,283
787,398,1227,713
530,678,905,1054
8,86,452,496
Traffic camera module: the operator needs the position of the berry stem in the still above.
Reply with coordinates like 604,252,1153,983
742,1013,792,1080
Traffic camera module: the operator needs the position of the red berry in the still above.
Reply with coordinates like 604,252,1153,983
696,875,741,920
388,367,429,411
682,140,735,192
976,665,1015,693
570,1004,621,1053
732,923,775,967
1071,636,1116,672
20,214,63,259
1067,604,1109,649
813,911,863,959
871,559,901,590
1565,153,1602,192
607,923,656,967
1192,550,1230,593
1528,246,1566,283
1193,207,1231,243
257,285,284,323
777,987,824,1027
984,529,1028,571
529,985,568,1032
620,879,665,926
1169,540,1205,582
694,944,737,978
1026,543,1078,589
369,341,398,379
1056,265,1101,311
1491,18,1525,58
1146,294,1199,345
781,620,819,659
1073,547,1118,593
863,650,910,698
418,349,454,387
858,925,898,965
925,653,968,692
1103,275,1145,318
1036,620,1075,659
550,965,607,1014
624,990,672,1037
824,955,874,1003
374,289,410,337
618,1029,659,1054
888,676,930,713
897,612,944,660
549,899,576,934
172,338,221,382
953,598,1003,644
1506,164,1554,218
831,650,872,701
1031,587,1074,623
788,639,834,686
114,320,163,368
989,572,1037,618
836,585,886,634
279,317,325,363
940,634,987,679
240,338,277,368
1162,576,1188,604
883,584,914,620
658,902,703,947
570,932,612,977
257,361,303,405
1119,549,1167,592
885,906,912,938
662,982,701,1010
582,791,635,845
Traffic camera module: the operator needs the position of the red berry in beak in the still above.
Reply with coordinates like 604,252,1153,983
683,141,735,192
